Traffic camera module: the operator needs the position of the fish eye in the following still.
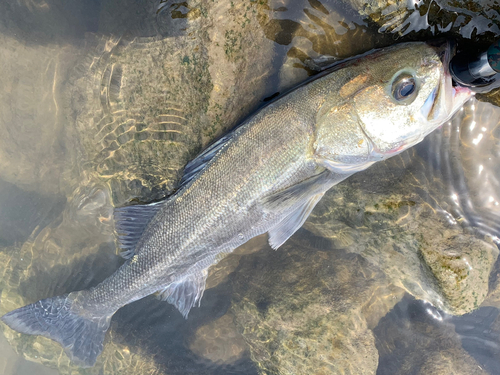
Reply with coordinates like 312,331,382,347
391,73,417,103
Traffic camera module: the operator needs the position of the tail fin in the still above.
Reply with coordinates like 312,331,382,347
1,293,111,367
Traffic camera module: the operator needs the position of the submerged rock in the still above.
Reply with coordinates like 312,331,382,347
256,0,393,91
230,237,404,375
189,313,248,364
306,128,499,315
65,0,275,205
0,0,274,372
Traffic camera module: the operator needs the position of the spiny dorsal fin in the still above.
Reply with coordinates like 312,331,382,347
179,133,233,188
157,270,208,318
114,201,164,259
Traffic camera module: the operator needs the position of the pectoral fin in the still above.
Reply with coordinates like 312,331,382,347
261,170,342,250
268,193,324,249
317,158,375,173
157,270,208,319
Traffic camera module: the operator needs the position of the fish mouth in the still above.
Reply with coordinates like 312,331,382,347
424,39,474,125
431,39,474,108
427,38,455,70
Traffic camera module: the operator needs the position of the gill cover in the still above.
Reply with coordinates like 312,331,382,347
313,41,469,174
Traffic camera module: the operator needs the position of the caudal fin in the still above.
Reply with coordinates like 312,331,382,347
1,293,111,367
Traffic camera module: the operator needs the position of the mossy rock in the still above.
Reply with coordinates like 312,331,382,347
230,237,404,375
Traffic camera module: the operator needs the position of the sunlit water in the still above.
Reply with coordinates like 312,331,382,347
0,0,500,374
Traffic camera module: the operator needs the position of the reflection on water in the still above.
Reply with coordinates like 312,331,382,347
0,0,500,374
422,100,500,241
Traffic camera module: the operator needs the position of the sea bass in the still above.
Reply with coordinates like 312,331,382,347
2,41,472,366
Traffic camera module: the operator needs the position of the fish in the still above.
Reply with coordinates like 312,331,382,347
1,40,472,367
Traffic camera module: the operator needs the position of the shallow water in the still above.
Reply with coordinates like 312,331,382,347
0,0,500,374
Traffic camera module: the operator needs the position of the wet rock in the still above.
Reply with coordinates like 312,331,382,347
0,0,274,371
230,237,403,375
306,135,499,314
256,0,392,91
66,0,275,206
350,0,500,39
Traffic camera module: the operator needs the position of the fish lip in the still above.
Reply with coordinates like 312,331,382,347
429,38,474,111
426,38,455,69
429,39,474,97
453,84,474,96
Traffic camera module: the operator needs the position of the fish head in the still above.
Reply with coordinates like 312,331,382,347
314,41,473,173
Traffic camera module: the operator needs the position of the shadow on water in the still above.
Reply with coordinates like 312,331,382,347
18,242,122,303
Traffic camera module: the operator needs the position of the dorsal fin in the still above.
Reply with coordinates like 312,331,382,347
115,127,236,258
114,201,164,258
178,133,233,188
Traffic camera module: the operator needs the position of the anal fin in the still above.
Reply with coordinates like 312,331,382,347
157,270,208,319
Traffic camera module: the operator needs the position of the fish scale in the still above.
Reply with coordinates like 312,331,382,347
1,41,473,367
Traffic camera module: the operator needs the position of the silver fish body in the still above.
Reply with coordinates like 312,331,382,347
1,41,472,367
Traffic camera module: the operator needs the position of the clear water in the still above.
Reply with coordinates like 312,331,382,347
0,0,499,374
